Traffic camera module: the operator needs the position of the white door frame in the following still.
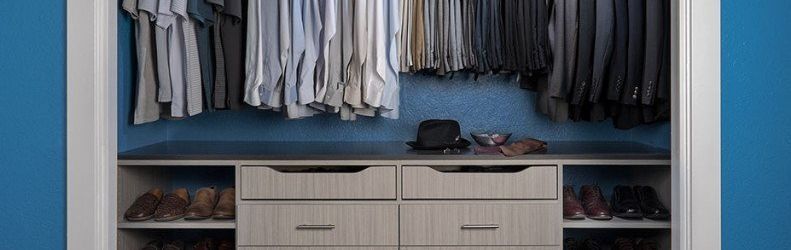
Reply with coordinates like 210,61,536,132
65,0,721,249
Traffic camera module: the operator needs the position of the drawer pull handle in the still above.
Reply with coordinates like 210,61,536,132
296,224,336,230
461,224,500,229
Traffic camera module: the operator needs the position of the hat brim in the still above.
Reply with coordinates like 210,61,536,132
406,138,472,150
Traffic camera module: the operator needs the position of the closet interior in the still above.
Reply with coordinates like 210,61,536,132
117,0,675,249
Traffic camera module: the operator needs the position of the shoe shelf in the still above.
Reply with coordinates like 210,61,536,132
118,219,236,229
563,217,671,229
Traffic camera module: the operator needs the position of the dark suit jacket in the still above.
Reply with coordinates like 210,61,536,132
571,0,595,106
641,0,664,105
622,0,645,105
606,0,628,102
589,0,615,103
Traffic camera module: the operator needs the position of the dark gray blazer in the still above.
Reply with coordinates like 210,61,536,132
606,0,628,101
571,0,595,105
622,0,645,105
641,0,664,105
589,0,615,103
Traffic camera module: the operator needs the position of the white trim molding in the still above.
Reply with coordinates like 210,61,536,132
65,0,721,249
674,0,722,249
66,0,117,249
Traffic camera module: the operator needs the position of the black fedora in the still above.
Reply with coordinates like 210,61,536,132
406,120,471,150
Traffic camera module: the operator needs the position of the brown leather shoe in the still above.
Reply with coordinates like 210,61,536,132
563,186,586,219
614,238,636,250
154,188,190,222
212,187,235,219
217,239,234,250
636,239,660,250
141,240,163,250
124,188,163,221
192,238,214,250
162,240,184,250
580,185,613,220
499,138,548,157
185,186,217,220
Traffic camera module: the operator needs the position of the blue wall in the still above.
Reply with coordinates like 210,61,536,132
117,13,670,152
0,1,66,249
722,0,791,249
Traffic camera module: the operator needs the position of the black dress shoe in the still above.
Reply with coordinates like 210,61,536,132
612,185,643,219
614,238,636,250
636,239,660,250
634,186,670,220
583,238,602,250
564,238,581,250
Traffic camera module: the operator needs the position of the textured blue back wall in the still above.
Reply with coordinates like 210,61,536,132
0,0,66,249
116,3,670,152
722,0,791,249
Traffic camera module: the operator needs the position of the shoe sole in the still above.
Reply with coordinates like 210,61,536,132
645,214,671,220
125,215,154,222
614,212,644,219
154,214,185,222
183,214,211,220
586,215,613,220
212,214,235,220
564,214,586,220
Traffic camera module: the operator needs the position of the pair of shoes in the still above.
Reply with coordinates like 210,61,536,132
124,187,235,222
564,185,612,220
614,238,661,250
612,185,670,220
124,188,192,222
140,240,183,250
185,187,236,220
564,238,602,250
142,238,233,250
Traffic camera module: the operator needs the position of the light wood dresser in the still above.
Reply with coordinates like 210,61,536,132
116,141,671,250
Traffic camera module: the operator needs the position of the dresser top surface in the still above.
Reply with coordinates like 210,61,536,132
118,141,670,161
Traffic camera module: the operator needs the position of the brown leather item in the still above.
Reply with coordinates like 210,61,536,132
580,185,613,220
185,186,217,220
162,240,184,250
614,238,636,250
154,188,190,222
499,138,548,157
217,239,234,250
563,186,586,219
124,188,163,221
192,238,214,250
213,187,236,219
141,240,163,250
636,239,660,250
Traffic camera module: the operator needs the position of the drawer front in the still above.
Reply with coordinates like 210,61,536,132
238,205,398,246
402,166,558,200
240,166,396,200
400,204,561,246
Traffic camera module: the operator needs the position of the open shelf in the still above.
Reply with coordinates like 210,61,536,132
118,219,235,229
563,217,671,229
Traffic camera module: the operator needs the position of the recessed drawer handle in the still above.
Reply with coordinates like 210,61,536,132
461,224,500,229
296,224,336,230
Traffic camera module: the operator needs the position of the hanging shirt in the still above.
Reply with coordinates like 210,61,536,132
380,0,401,119
313,0,337,107
172,0,203,116
221,0,246,110
344,0,366,108
361,0,387,111
124,0,161,124
260,0,288,108
188,0,216,111
298,0,322,106
157,0,187,117
243,0,261,106
208,0,227,109
149,0,172,104
323,0,349,110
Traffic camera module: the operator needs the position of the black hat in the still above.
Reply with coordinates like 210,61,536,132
406,120,471,150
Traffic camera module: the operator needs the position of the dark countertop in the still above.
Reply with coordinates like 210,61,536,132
118,141,670,161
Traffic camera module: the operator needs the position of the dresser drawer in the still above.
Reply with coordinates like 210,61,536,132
401,165,558,199
400,204,561,246
240,166,396,200
238,205,398,246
